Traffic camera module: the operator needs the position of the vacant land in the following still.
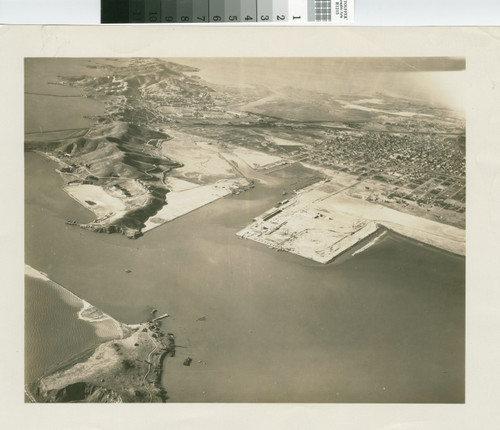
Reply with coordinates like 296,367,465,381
26,58,465,242
238,178,465,263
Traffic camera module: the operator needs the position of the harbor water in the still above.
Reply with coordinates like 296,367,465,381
25,151,465,403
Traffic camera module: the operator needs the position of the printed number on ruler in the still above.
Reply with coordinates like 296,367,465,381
240,0,256,22
103,0,354,24
274,0,288,21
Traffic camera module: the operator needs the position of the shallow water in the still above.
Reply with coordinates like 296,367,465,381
24,275,103,383
25,93,104,133
25,151,465,402
24,58,105,134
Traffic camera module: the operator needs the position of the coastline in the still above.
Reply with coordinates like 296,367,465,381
25,264,127,338
332,193,465,256
237,181,465,264
25,146,465,403
352,230,387,256
27,318,173,403
25,266,172,403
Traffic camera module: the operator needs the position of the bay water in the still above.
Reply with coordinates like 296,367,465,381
25,151,465,403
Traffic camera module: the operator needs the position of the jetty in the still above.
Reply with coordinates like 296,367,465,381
152,313,169,322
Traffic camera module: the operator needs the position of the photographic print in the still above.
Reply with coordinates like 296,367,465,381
24,56,465,403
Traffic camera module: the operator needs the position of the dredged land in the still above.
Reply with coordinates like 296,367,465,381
25,58,466,402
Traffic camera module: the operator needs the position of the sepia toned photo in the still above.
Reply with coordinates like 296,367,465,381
24,56,465,404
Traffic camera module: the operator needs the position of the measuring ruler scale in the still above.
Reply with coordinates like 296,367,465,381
103,0,353,23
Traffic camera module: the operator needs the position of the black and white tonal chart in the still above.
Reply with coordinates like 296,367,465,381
101,0,354,23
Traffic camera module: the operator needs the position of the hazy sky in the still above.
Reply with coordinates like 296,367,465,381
174,57,465,111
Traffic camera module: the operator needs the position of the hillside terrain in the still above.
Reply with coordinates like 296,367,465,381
26,58,465,237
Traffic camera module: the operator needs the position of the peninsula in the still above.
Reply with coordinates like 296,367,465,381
25,267,174,403
25,59,465,258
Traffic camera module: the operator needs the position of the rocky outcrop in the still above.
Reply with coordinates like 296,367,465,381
80,223,143,239
31,121,181,238
27,321,173,403
33,382,123,403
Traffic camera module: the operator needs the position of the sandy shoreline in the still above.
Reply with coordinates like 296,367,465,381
63,183,127,219
25,264,126,338
24,264,50,281
142,178,249,232
328,193,465,256
25,263,173,403
352,230,387,256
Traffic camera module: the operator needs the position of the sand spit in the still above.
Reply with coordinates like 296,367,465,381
25,266,174,403
352,231,387,256
337,99,434,118
24,264,50,281
25,264,127,339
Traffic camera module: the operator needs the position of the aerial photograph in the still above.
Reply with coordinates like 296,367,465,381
24,57,465,403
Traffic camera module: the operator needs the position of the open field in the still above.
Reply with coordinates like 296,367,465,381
64,184,127,219
266,135,306,147
142,178,249,232
24,57,466,404
322,193,465,255
159,129,236,184
228,145,283,169
238,178,465,263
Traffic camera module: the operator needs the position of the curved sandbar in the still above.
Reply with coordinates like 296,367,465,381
25,265,126,338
